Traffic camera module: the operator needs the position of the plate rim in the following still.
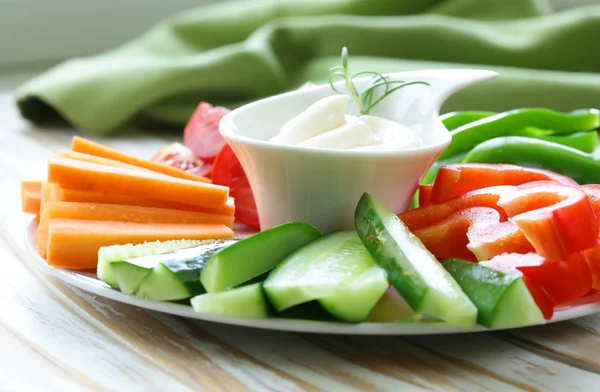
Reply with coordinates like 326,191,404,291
23,220,600,335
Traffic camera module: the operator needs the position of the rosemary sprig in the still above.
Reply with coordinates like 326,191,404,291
328,47,430,115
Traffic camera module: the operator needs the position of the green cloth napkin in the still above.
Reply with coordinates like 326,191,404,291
14,0,600,134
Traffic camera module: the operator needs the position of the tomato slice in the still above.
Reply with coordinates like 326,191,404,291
418,184,433,208
431,163,578,203
184,102,230,161
151,142,213,178
412,207,532,262
497,181,598,261
211,144,259,229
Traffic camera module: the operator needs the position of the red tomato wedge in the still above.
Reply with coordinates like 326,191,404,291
184,102,230,161
497,181,598,261
431,163,578,203
418,184,433,208
151,142,213,178
412,207,532,262
212,144,259,229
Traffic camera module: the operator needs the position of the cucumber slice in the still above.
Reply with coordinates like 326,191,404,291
191,283,268,319
365,288,416,323
354,193,477,328
134,241,235,301
263,231,388,322
112,262,152,295
201,222,321,293
319,265,389,322
97,239,205,289
445,259,544,328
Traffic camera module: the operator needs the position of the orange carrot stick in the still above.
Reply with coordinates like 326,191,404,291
60,150,153,173
47,183,235,216
46,219,233,269
71,136,210,183
21,181,42,215
47,157,229,208
36,201,234,258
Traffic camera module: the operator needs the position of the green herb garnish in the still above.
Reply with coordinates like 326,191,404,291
329,47,429,115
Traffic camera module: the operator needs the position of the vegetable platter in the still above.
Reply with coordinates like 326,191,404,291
19,48,600,335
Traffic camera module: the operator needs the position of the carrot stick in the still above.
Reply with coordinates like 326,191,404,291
60,150,153,173
48,157,229,208
35,201,234,258
21,181,42,215
48,184,235,216
46,219,233,269
71,136,210,183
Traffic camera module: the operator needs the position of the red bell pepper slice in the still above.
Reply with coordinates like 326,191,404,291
412,207,533,262
399,186,511,231
418,184,433,208
580,241,600,291
581,184,600,219
467,219,534,261
482,252,592,308
497,181,598,261
431,163,578,203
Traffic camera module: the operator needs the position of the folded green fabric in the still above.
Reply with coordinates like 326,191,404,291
15,0,600,134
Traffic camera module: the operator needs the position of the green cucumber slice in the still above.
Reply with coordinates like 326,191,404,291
201,222,321,293
354,193,477,328
97,239,204,289
134,240,235,301
191,283,268,319
319,265,389,322
112,262,153,295
444,259,544,328
263,231,388,322
365,288,416,323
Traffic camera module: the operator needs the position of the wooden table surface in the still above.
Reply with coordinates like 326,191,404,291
3,75,600,392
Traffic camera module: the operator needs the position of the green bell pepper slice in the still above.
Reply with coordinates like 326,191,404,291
440,111,495,131
439,108,600,160
463,136,600,184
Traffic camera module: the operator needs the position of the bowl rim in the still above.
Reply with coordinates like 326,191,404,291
217,69,472,157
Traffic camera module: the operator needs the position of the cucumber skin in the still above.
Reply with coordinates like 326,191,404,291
354,194,427,309
443,259,518,327
201,222,322,293
160,242,233,294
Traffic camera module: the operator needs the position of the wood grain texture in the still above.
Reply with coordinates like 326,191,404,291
2,79,600,392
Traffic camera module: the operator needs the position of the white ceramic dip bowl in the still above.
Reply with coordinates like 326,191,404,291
220,69,497,233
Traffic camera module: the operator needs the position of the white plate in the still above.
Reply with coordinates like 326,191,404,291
24,220,600,335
